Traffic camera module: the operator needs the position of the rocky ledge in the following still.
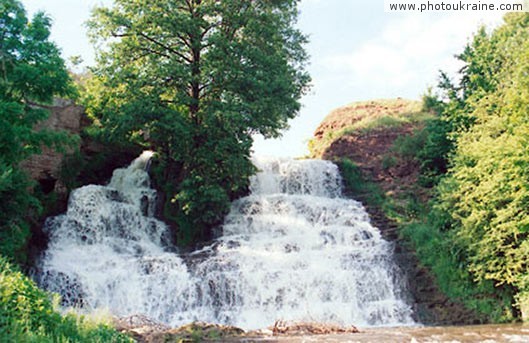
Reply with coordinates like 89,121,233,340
21,99,85,196
113,316,360,342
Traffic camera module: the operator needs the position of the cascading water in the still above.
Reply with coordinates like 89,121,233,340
36,153,413,330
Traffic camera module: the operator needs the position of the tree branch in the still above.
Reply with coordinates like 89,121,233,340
136,31,193,63
176,32,193,50
138,46,172,60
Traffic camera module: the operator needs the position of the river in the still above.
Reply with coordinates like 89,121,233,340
230,324,529,342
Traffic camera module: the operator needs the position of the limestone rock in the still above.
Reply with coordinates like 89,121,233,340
20,99,84,194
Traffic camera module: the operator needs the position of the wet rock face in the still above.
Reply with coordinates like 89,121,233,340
21,99,85,195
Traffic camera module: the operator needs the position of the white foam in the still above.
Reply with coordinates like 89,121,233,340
37,154,413,330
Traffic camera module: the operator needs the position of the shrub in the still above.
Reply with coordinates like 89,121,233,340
0,256,131,342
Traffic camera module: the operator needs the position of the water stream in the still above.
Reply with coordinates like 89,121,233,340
36,153,413,330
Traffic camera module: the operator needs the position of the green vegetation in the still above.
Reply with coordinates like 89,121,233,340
408,13,529,319
390,127,514,319
0,256,131,342
428,13,529,317
0,0,76,264
0,2,130,340
335,13,529,321
338,159,385,210
84,0,310,246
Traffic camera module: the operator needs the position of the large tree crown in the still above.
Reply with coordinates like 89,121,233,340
88,0,310,139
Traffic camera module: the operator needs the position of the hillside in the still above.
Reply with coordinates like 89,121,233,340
310,99,430,197
310,98,486,325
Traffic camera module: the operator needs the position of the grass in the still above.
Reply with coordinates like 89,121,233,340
337,159,385,208
337,158,418,226
401,220,514,322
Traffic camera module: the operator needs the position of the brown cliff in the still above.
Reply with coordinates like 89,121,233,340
20,99,85,195
21,99,140,196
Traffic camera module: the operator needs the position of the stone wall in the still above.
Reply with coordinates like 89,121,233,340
20,99,84,194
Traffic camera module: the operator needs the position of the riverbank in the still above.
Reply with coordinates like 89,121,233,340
228,324,529,343
116,319,529,343
309,98,487,324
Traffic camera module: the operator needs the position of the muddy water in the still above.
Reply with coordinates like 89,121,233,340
231,324,529,342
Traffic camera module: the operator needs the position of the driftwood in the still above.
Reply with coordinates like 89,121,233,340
271,320,359,336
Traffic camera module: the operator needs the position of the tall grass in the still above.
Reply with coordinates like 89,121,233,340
401,220,513,321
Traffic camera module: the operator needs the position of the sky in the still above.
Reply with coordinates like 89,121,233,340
20,0,505,157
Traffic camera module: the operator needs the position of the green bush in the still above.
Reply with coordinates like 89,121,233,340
401,219,513,322
392,127,428,161
0,256,132,342
338,159,384,207
0,165,38,265
416,118,453,187
381,155,397,170
420,13,529,317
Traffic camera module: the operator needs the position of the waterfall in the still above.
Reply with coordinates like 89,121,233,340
37,153,413,330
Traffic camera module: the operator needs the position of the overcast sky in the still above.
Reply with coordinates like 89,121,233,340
21,0,505,157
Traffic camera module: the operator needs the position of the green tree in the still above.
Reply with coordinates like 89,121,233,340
86,0,310,245
0,0,74,263
418,25,507,184
414,13,529,319
438,13,529,314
